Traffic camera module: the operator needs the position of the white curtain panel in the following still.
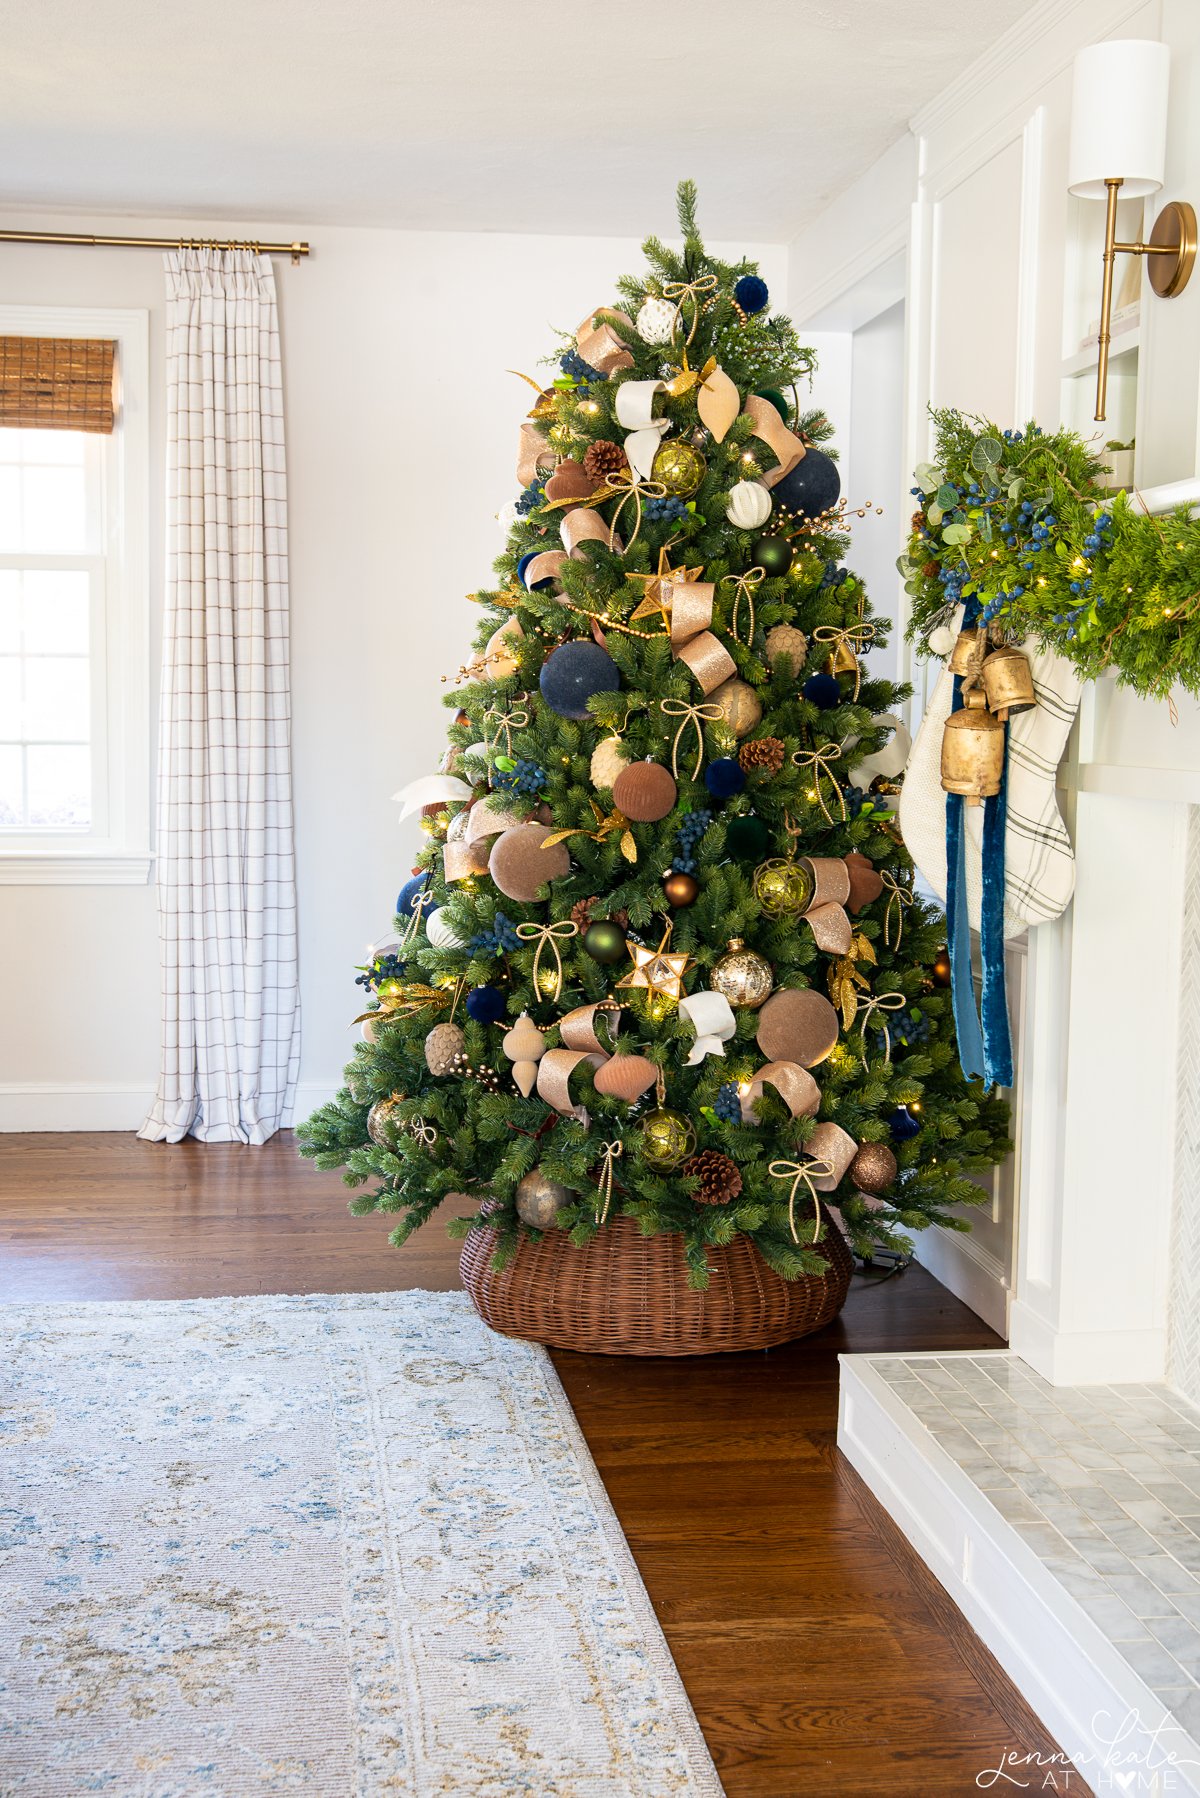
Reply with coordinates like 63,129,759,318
140,249,301,1144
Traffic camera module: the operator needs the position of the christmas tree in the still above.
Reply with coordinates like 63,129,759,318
300,184,1009,1293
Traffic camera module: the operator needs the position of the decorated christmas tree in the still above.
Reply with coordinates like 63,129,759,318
300,184,1009,1307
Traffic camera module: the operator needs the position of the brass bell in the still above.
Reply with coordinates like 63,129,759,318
980,642,1036,720
947,627,982,676
824,639,859,678
940,689,1005,804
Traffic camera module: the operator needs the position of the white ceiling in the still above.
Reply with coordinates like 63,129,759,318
0,0,1039,241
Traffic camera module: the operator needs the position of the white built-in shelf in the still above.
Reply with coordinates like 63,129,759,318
1060,328,1140,379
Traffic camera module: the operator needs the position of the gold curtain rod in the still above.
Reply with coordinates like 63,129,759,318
0,229,311,264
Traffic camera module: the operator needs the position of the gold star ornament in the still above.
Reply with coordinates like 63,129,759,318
627,547,706,627
616,923,693,1003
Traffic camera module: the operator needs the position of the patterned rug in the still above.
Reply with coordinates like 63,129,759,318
0,1291,721,1796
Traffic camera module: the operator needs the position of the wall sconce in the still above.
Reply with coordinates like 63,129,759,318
1068,38,1195,422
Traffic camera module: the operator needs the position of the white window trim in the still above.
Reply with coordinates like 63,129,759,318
0,303,151,886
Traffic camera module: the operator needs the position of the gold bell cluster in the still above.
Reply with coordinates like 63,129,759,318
940,625,1036,804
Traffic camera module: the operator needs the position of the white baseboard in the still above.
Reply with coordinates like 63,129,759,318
1009,1297,1168,1386
838,1354,1200,1797
913,1224,1011,1338
0,1080,344,1134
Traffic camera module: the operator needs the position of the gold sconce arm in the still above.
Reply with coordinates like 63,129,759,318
1094,177,1197,421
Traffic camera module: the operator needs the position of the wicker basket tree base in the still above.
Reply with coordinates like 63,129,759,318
459,1209,854,1357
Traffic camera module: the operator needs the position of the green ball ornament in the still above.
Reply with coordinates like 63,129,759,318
640,1107,696,1172
652,440,707,498
726,815,770,860
583,920,627,965
751,534,795,577
753,387,790,422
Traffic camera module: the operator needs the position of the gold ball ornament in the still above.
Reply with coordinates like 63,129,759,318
640,1108,697,1172
850,1142,898,1195
366,1095,407,1149
752,858,815,919
756,987,840,1067
424,1021,466,1076
611,760,677,823
651,439,707,498
764,624,809,675
590,736,630,791
709,675,763,739
515,1169,573,1230
710,938,774,1010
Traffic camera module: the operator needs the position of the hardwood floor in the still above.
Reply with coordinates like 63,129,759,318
0,1133,1088,1796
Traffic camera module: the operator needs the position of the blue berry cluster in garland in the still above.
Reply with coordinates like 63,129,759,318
468,911,523,956
672,807,713,874
355,951,405,993
515,479,546,517
821,562,851,589
714,1082,743,1125
644,495,688,523
560,347,602,384
492,758,546,795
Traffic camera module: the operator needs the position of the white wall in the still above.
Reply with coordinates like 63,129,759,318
848,302,906,684
0,213,784,1128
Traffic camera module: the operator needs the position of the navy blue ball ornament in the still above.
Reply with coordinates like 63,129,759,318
517,551,554,592
734,275,769,316
396,873,428,919
773,448,842,522
803,672,841,710
888,1104,922,1140
539,640,621,720
466,984,507,1025
705,757,746,800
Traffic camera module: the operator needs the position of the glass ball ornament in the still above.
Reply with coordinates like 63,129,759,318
640,1107,696,1172
652,440,706,498
751,533,794,578
752,857,815,919
662,869,699,907
515,1168,573,1230
366,1094,407,1150
725,814,770,860
710,938,774,1010
582,919,627,965
932,946,952,988
888,1104,922,1141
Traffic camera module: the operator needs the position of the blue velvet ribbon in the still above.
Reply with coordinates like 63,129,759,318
944,606,1013,1090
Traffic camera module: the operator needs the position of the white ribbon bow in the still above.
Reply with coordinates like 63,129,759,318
391,773,474,820
679,990,737,1066
615,379,670,481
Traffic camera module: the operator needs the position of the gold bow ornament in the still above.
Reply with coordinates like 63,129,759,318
659,697,723,780
482,698,530,761
813,621,877,702
514,920,580,1003
722,567,765,646
594,1138,624,1225
854,991,907,1066
880,870,914,949
769,1156,835,1244
791,741,849,828
662,274,719,345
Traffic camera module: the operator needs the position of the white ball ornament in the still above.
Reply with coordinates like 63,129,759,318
929,623,957,656
590,736,631,791
636,296,677,345
496,501,520,531
726,481,773,530
426,907,465,950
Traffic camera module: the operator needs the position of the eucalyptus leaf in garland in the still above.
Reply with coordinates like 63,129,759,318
905,409,1200,701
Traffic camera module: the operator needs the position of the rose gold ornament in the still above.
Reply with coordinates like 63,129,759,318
612,761,677,823
489,822,571,902
756,987,840,1067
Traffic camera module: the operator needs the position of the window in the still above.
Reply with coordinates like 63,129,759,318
0,308,149,883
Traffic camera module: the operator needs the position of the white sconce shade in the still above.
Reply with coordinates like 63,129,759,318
1068,39,1170,199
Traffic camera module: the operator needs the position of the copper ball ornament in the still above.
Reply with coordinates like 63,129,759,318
488,822,571,903
710,938,774,1010
932,946,952,988
612,760,678,823
663,869,699,907
756,987,840,1067
515,1169,573,1230
752,857,815,919
709,675,763,738
850,1142,898,1195
639,1107,697,1171
651,439,707,497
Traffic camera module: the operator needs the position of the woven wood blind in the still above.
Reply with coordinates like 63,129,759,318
0,336,116,434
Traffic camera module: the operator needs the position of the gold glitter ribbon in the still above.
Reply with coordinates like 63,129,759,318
670,580,737,695
769,1157,835,1245
408,1116,438,1148
792,742,849,826
662,274,719,344
741,394,806,489
721,567,765,646
516,421,555,488
594,1138,623,1225
576,305,636,375
659,697,723,780
562,505,624,559
813,622,877,702
880,870,914,949
854,992,907,1067
800,855,853,956
515,920,579,1003
483,697,530,760
536,1047,605,1126
560,1002,624,1054
740,1060,821,1122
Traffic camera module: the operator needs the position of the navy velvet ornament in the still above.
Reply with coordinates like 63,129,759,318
803,672,841,709
396,873,428,918
888,1104,921,1140
517,551,554,592
773,447,842,521
734,275,769,316
705,757,746,799
539,640,621,720
466,984,507,1025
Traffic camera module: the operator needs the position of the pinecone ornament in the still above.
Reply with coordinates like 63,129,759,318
739,736,786,776
571,895,628,933
582,439,628,483
683,1149,743,1206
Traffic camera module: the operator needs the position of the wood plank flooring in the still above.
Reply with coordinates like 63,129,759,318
0,1133,1088,1795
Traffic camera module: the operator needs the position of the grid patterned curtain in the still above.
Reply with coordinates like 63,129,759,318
140,248,300,1144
